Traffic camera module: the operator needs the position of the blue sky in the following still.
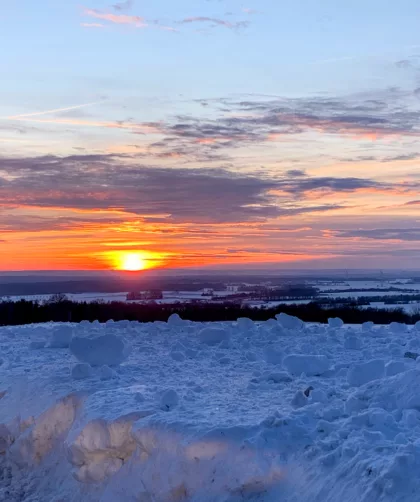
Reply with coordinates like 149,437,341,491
1,0,420,270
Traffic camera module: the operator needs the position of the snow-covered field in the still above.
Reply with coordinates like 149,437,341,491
2,315,420,501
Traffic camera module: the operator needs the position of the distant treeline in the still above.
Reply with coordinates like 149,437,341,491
0,298,419,326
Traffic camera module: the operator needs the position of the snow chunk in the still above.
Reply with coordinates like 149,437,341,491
199,327,230,346
71,363,93,380
49,325,73,348
167,313,184,327
347,359,385,387
283,354,330,376
160,389,179,411
385,360,406,377
415,320,420,331
276,313,304,330
328,317,344,328
344,335,362,350
237,317,254,330
291,391,308,408
389,322,407,334
362,321,374,332
70,333,129,367
98,365,117,380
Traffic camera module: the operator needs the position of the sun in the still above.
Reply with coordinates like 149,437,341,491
119,252,147,271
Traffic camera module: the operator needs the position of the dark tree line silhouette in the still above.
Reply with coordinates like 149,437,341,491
0,298,419,326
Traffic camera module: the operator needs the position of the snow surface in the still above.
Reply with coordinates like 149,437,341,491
1,317,420,500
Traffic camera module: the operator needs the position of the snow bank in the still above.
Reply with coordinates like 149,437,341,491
70,333,129,366
5,316,420,501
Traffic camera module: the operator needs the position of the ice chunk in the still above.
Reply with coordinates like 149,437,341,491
283,354,330,376
199,327,230,346
275,313,304,330
160,389,179,411
71,363,93,380
328,318,344,328
347,359,385,386
70,333,129,367
49,325,73,348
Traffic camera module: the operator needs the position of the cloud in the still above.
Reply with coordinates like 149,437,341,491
81,23,105,28
180,17,248,29
0,154,372,228
242,8,259,14
83,8,146,27
112,0,133,11
334,228,420,241
2,101,103,120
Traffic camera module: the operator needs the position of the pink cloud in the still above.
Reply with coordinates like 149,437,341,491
84,8,147,27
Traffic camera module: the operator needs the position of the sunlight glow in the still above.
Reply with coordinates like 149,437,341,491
116,252,149,271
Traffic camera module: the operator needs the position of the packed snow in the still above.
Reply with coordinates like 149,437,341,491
1,313,420,500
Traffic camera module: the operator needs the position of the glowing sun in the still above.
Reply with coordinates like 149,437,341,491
119,252,147,271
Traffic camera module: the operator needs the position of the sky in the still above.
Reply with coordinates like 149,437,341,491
1,0,420,271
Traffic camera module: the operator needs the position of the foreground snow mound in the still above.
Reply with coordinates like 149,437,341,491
10,393,84,467
70,333,129,366
102,426,284,501
283,354,330,376
68,412,149,483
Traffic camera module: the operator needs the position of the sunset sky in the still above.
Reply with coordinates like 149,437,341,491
1,0,420,271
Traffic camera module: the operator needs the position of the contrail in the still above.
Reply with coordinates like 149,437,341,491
2,101,102,120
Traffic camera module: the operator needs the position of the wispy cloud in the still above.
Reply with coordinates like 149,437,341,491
2,101,103,121
81,22,105,28
83,8,147,27
112,0,133,11
242,8,259,14
180,17,248,29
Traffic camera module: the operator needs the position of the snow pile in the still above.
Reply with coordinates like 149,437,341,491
70,333,129,366
3,316,420,500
